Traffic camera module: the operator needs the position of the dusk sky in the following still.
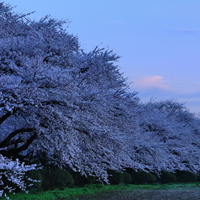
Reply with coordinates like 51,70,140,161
3,0,200,114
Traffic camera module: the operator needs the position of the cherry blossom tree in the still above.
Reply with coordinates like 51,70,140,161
0,1,139,186
123,100,200,174
0,1,200,196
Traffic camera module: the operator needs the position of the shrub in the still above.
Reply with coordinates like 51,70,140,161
77,174,96,186
175,170,197,183
125,168,134,174
39,166,74,190
197,172,200,182
108,170,124,184
71,171,96,186
86,175,96,184
131,171,157,184
24,169,42,190
123,172,132,184
159,171,177,184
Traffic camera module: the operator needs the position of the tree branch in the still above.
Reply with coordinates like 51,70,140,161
0,132,37,158
0,128,35,148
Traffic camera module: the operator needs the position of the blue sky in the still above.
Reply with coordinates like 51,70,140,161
3,0,200,114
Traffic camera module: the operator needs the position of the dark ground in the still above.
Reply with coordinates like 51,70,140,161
70,190,200,200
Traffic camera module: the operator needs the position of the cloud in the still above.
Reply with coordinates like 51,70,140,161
167,29,199,35
132,76,171,91
129,77,200,114
176,29,192,32
172,29,199,34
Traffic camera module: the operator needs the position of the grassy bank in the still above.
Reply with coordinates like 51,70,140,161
1,183,200,200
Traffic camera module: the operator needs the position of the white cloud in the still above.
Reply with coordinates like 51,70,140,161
176,28,191,31
173,29,199,34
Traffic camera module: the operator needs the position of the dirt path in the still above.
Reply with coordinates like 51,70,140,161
71,190,200,200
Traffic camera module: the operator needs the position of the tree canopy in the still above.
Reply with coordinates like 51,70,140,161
0,1,139,183
0,1,200,196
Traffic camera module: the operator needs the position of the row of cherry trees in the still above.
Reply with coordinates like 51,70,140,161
0,1,200,196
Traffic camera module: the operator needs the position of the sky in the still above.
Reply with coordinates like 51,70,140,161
3,0,200,114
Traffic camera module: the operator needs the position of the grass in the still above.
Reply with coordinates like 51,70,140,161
1,182,200,200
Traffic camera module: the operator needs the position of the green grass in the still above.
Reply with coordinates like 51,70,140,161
1,183,200,200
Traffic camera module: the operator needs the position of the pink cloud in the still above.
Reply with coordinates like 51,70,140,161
132,76,171,91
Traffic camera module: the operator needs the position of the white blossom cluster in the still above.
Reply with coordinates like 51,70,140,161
0,154,36,197
0,1,200,196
